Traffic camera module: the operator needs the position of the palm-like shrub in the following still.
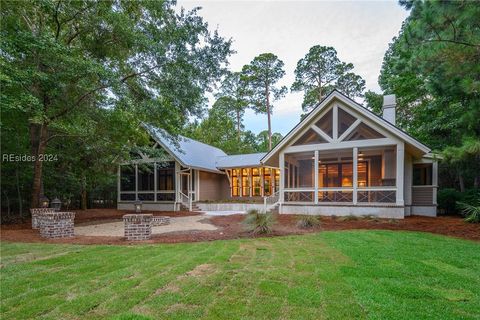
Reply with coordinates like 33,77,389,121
296,215,320,229
457,202,480,223
243,209,275,234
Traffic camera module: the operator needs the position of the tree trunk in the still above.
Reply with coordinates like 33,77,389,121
31,124,48,208
236,111,241,141
266,86,272,151
81,174,87,210
3,191,11,220
16,163,23,217
458,172,465,192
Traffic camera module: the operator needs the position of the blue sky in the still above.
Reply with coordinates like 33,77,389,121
178,1,409,136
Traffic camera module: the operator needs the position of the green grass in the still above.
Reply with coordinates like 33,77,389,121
1,231,479,319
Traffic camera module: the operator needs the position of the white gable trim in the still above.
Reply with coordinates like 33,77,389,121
261,90,430,164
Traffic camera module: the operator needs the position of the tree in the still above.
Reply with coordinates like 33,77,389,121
0,1,232,209
242,53,287,151
364,90,383,115
256,131,283,152
379,0,480,190
291,45,365,112
214,72,248,140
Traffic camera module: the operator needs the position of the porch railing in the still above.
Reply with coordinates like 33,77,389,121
178,191,192,211
263,190,280,213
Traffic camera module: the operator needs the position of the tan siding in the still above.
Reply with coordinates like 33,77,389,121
412,186,434,205
198,171,230,201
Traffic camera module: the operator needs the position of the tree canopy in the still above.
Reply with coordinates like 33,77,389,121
291,45,365,113
241,53,287,151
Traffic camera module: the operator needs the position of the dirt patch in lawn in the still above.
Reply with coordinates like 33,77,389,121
1,209,479,244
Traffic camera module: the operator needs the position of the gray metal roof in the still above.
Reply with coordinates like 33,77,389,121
144,124,227,173
216,152,267,169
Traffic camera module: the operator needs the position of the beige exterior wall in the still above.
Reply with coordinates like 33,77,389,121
198,171,230,201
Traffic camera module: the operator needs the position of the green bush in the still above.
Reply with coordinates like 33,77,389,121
437,188,462,214
296,215,320,228
457,201,480,223
438,188,480,215
243,209,275,234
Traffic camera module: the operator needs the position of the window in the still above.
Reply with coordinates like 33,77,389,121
242,168,250,196
318,163,353,188
338,107,357,136
274,169,280,193
293,129,326,146
413,164,432,185
315,108,333,137
120,165,135,191
231,169,240,197
345,122,385,140
252,168,262,196
263,168,272,196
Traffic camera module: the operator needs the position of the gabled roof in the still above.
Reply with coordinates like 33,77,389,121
143,123,227,173
261,90,431,164
216,152,267,169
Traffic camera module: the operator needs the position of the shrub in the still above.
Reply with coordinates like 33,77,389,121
243,209,275,234
296,215,320,229
457,201,480,223
437,188,462,214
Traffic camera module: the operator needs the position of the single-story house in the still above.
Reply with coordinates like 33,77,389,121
118,90,438,218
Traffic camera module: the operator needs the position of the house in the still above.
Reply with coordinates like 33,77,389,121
118,90,438,218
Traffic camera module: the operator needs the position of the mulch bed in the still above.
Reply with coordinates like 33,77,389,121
1,209,479,245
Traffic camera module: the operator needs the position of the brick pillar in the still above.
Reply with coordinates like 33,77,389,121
37,212,75,238
30,208,55,229
123,214,153,241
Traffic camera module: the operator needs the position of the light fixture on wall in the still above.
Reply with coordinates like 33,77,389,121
40,195,49,208
134,200,143,213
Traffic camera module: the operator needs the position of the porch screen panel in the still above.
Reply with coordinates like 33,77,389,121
285,152,315,188
357,148,396,187
138,163,154,191
120,165,136,191
157,161,175,202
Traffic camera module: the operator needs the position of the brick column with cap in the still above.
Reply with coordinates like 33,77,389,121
37,212,75,238
123,214,153,240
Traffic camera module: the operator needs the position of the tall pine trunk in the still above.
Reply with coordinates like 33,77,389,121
31,123,48,208
81,174,88,210
266,86,272,151
236,111,241,141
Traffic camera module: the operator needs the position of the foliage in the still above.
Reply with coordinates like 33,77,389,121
364,90,383,115
214,72,249,139
242,53,287,150
379,1,480,190
243,209,275,234
0,0,232,211
457,201,480,223
437,188,462,215
296,214,320,229
291,45,365,112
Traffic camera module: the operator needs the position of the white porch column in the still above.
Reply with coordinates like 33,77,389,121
260,167,265,197
135,164,138,201
239,169,243,197
314,150,319,204
396,142,405,205
432,160,438,205
279,152,285,204
154,163,157,202
353,147,358,204
117,165,121,203
174,162,180,210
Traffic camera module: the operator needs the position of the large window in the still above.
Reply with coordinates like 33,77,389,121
252,168,262,196
413,163,432,185
263,168,272,196
242,168,250,196
231,169,240,196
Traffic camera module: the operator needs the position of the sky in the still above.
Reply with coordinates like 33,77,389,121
177,0,409,136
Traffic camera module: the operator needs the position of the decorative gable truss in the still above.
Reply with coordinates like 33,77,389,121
287,102,399,153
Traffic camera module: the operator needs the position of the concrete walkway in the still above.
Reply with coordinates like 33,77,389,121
75,215,218,237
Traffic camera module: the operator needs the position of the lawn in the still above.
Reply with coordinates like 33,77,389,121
1,231,479,320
